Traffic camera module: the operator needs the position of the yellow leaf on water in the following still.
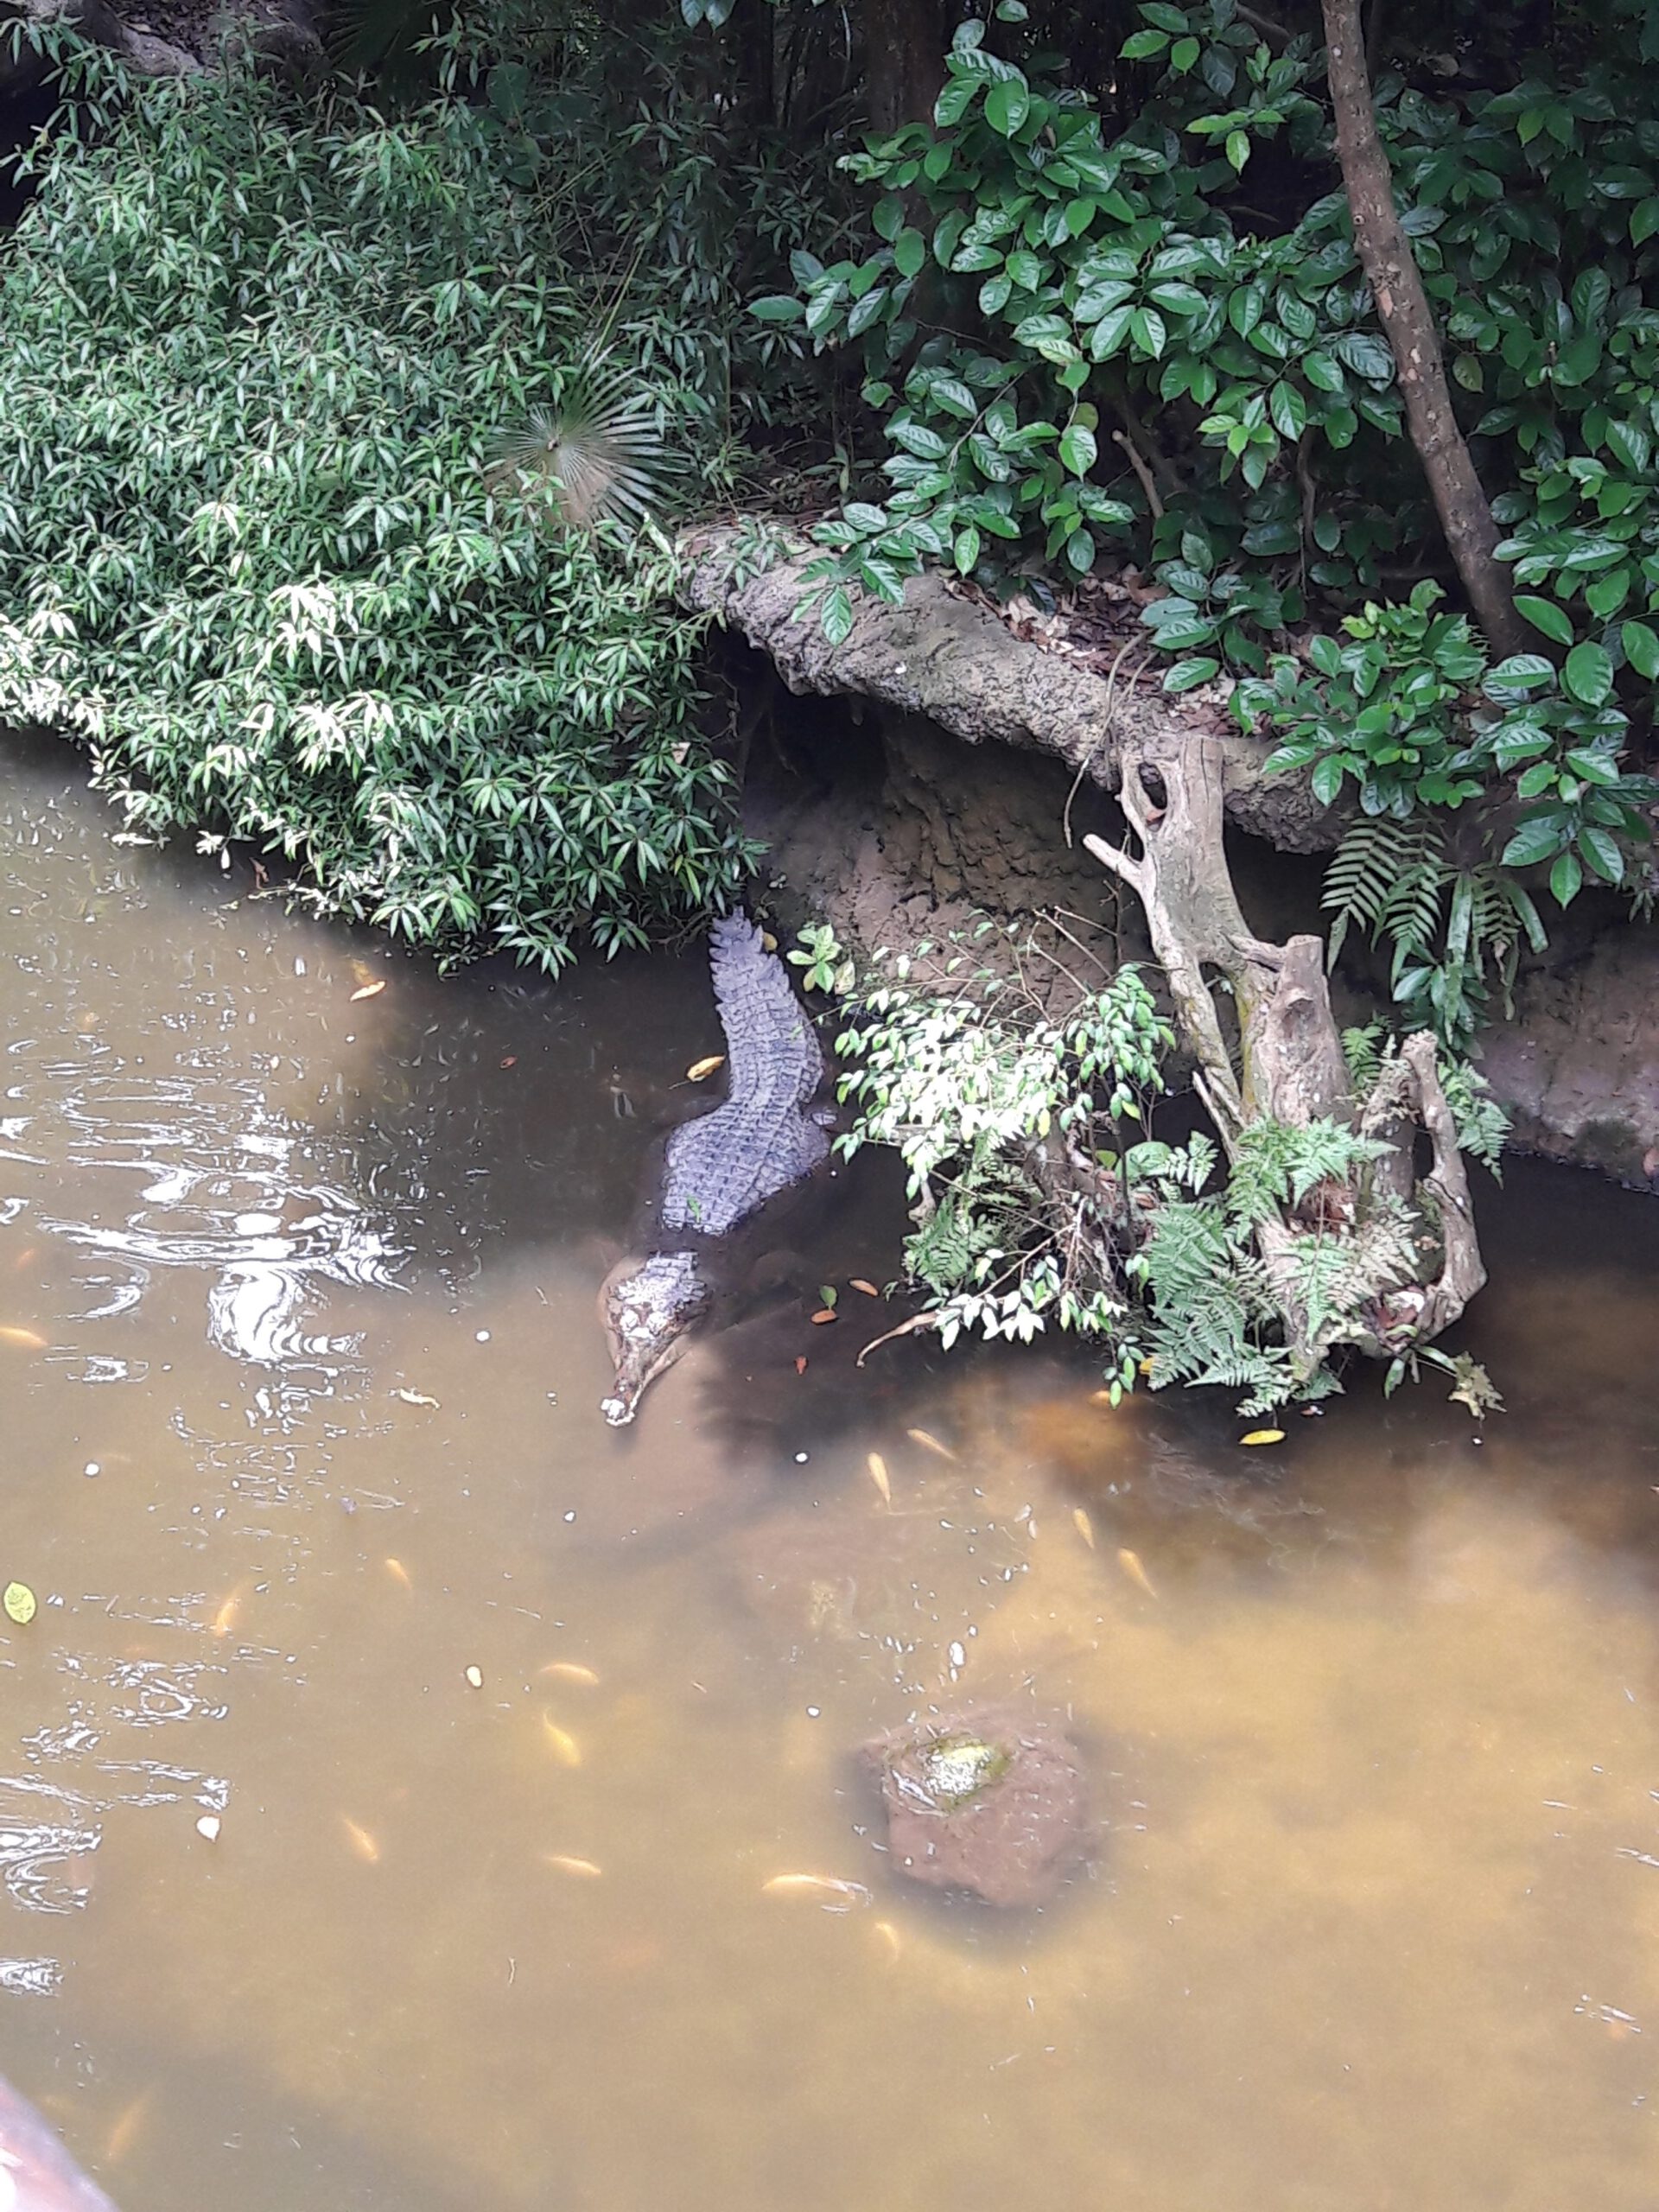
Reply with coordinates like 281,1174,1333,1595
384,1558,411,1589
849,1279,880,1298
391,1388,440,1408
686,1055,725,1082
1072,1507,1096,1551
906,1427,957,1462
3,1582,36,1626
210,1583,247,1637
1239,1428,1286,1446
866,1452,892,1507
542,1717,582,1767
1116,1548,1158,1599
541,1661,601,1688
0,1326,46,1351
349,979,387,1001
544,1853,603,1879
341,1816,380,1865
465,1664,484,1689
810,1308,837,1325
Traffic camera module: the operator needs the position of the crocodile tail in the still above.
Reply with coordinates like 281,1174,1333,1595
709,912,824,1103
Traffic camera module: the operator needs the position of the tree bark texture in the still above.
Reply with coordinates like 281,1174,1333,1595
1320,0,1525,658
863,0,948,134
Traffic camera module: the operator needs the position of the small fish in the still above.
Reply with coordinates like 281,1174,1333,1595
1072,1507,1096,1551
686,1055,725,1083
384,1557,412,1589
210,1583,247,1637
849,1278,880,1298
349,979,387,1001
794,1356,808,1375
542,1717,582,1767
872,1918,903,1961
866,1452,892,1507
499,1056,518,1070
544,1853,603,1880
810,1308,837,1325
105,2088,152,2164
0,1325,46,1351
1240,1427,1286,1446
906,1427,957,1462
391,1388,441,1408
762,1873,871,1909
1117,1547,1158,1599
541,1661,600,1688
341,1816,381,1865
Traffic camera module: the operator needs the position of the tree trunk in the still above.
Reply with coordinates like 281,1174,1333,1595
864,0,948,135
1320,0,1525,659
1085,723,1488,1373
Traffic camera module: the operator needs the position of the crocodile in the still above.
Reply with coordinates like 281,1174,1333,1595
599,912,830,1424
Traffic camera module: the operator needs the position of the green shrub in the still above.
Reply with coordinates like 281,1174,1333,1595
0,46,760,968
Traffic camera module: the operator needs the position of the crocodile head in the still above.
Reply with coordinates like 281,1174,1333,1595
598,1251,715,1426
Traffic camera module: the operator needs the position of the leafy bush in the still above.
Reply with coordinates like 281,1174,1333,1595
823,926,1507,1413
0,38,775,968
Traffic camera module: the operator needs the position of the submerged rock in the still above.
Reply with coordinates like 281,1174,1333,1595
861,1704,1089,1907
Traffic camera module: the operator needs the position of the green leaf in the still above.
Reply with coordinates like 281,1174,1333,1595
1622,619,1659,679
1549,849,1584,906
984,78,1032,136
1577,825,1625,883
1310,754,1349,805
954,524,982,575
1225,130,1250,173
893,228,926,280
1120,27,1170,57
750,296,805,324
1268,382,1306,441
2,1582,35,1627
1163,655,1220,692
1484,654,1555,690
934,75,980,126
1059,423,1098,477
979,272,1014,317
1634,195,1659,245
1502,816,1569,868
1170,35,1199,70
1513,594,1575,646
822,586,854,646
1562,639,1614,706
1065,527,1096,575
1332,331,1395,384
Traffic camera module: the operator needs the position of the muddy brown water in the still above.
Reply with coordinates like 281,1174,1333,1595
3,736,1659,2209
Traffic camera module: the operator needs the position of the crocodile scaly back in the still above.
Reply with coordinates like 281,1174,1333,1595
658,914,829,1239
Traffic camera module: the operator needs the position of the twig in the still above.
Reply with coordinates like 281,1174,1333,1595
1112,428,1164,521
1061,637,1141,849
855,1312,939,1367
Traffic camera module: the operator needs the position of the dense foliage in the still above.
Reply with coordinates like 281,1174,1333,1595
821,924,1507,1414
0,20,841,965
759,0,1659,1038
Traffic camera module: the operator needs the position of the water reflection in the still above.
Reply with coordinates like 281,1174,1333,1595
1,736,1659,2209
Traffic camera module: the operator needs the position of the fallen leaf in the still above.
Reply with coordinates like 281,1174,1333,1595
1239,1428,1286,1446
906,1427,957,1462
391,1388,440,1408
762,1873,871,1908
544,1853,603,1879
867,1452,892,1507
810,1308,837,1325
794,1356,808,1375
1072,1506,1096,1550
541,1661,600,1688
341,1816,380,1865
686,1055,725,1082
542,1716,582,1767
3,1581,36,1626
384,1557,412,1589
194,1815,220,1844
818,1285,838,1310
849,1279,880,1298
760,931,779,951
1137,1357,1155,1377
1116,1548,1158,1599
349,979,387,1001
0,1326,46,1351
465,1664,484,1689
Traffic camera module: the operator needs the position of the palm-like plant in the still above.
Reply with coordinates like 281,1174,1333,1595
487,359,675,532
